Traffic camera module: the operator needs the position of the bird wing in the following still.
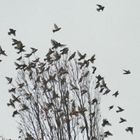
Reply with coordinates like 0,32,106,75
54,24,58,29
77,51,82,57
97,4,102,8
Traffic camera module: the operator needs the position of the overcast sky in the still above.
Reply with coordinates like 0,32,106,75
0,0,140,139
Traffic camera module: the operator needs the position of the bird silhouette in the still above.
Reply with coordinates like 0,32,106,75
8,88,16,93
8,28,16,36
125,127,133,134
30,47,38,53
16,56,22,61
104,131,113,137
24,52,33,58
109,105,114,110
77,51,86,61
119,117,127,123
116,106,124,113
123,69,131,74
92,66,96,74
7,99,15,108
88,54,96,63
12,110,19,117
103,88,111,95
51,39,66,49
0,59,2,62
112,91,119,97
0,46,7,56
53,24,61,33
12,94,20,103
96,4,105,12
102,119,111,127
5,77,12,84
60,47,69,55
68,52,76,61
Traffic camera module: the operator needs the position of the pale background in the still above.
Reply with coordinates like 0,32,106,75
0,0,139,139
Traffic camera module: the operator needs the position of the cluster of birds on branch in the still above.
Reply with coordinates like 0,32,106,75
3,25,133,139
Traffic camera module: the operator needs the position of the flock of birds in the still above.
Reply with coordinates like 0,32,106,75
0,24,133,138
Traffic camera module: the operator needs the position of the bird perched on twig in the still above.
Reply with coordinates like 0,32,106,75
53,24,61,33
116,106,124,113
0,46,7,56
125,127,133,134
96,4,105,12
112,91,119,97
8,28,16,36
119,117,127,123
123,69,131,74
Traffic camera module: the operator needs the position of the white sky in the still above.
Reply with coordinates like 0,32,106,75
0,0,140,139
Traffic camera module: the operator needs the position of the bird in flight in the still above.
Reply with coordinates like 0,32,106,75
68,52,76,61
0,46,7,56
123,69,131,74
109,105,114,110
119,117,127,123
53,24,61,33
104,131,113,137
8,28,16,36
102,119,112,127
116,106,124,113
5,77,12,84
77,51,86,61
125,127,133,134
96,4,105,12
112,91,119,97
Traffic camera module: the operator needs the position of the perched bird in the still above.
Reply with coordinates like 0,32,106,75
123,69,131,74
53,24,61,33
5,77,12,84
104,131,113,137
102,119,111,127
116,106,124,113
96,4,105,12
112,91,119,97
68,52,76,61
8,28,16,36
77,51,86,61
125,127,133,134
109,105,114,110
12,110,19,117
51,39,66,49
119,117,127,123
0,46,7,56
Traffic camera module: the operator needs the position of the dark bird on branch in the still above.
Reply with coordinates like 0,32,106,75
68,52,76,61
77,51,86,61
119,117,127,123
51,39,66,49
125,127,133,134
109,105,114,110
8,28,16,36
0,46,7,56
104,131,113,137
102,119,111,127
60,47,69,55
123,69,131,74
5,77,12,84
116,106,124,113
12,110,19,117
96,4,105,12
112,91,119,97
53,24,61,33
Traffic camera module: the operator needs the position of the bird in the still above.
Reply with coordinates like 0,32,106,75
112,91,119,97
8,28,16,36
88,54,96,63
125,127,133,134
8,88,16,93
116,106,124,113
30,47,38,53
53,24,61,33
104,131,113,137
7,99,15,108
60,47,69,55
12,94,20,103
102,119,111,127
109,105,114,110
77,51,86,61
0,46,7,56
5,77,12,84
68,52,76,61
123,69,131,74
119,117,127,123
96,75,103,82
16,56,22,61
96,4,105,12
91,98,98,104
24,52,33,58
12,110,19,117
51,39,66,49
92,66,96,74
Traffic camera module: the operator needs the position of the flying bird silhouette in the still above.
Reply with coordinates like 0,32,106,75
53,24,61,33
119,117,127,123
112,91,119,97
116,106,124,113
68,52,76,61
123,69,131,74
8,28,16,36
96,4,105,12
0,46,7,56
109,105,114,110
12,110,19,117
77,51,86,61
5,77,12,84
104,131,113,137
125,127,133,134
102,119,111,127
51,39,66,49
